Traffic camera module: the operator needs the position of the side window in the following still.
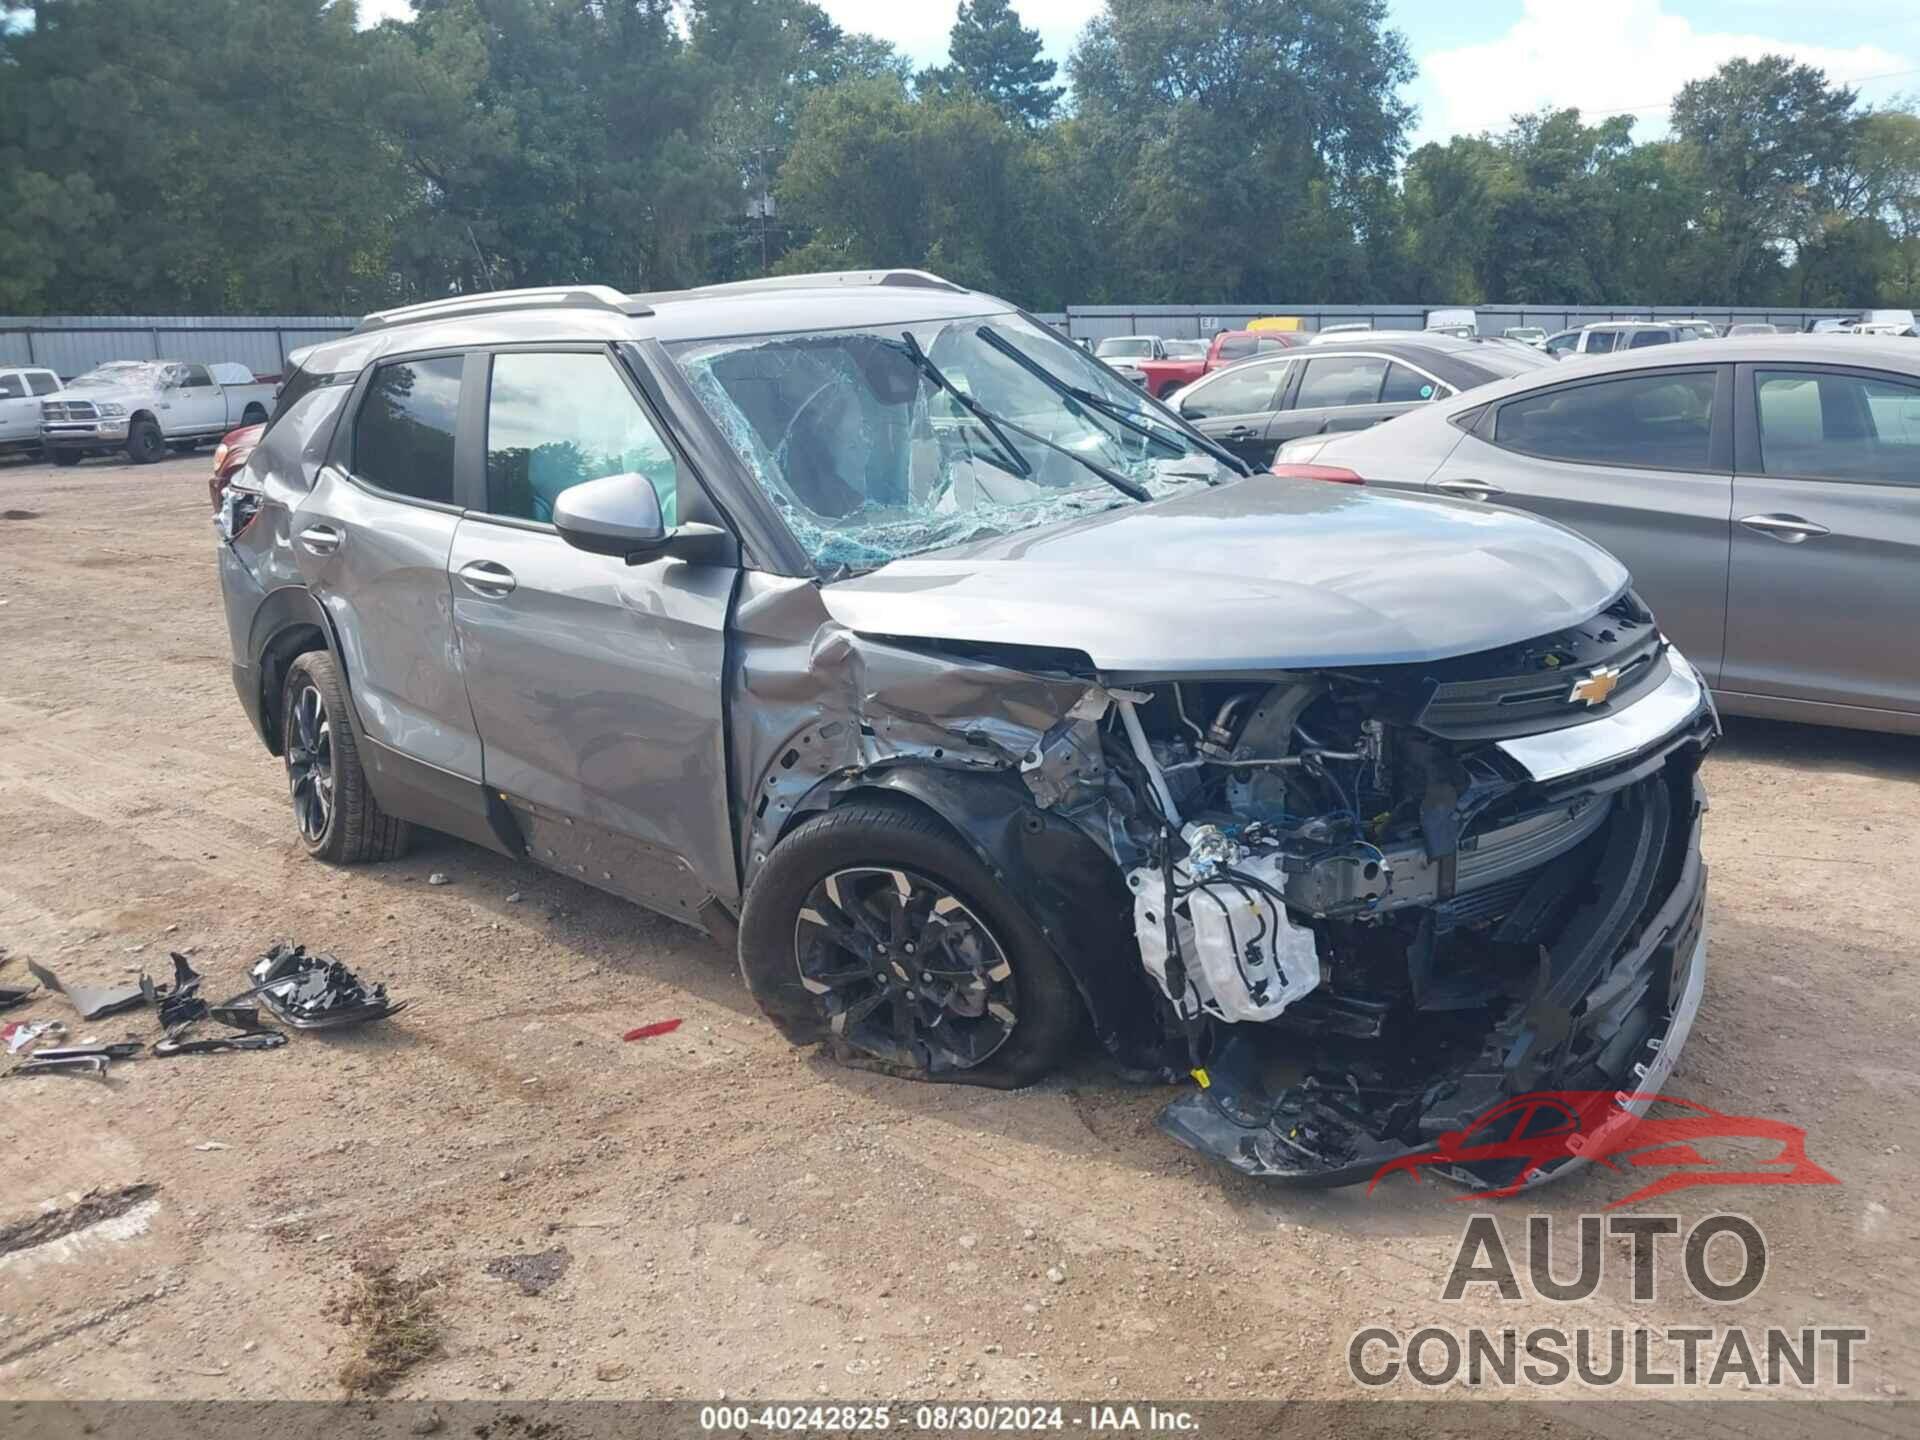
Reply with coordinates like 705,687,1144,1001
485,351,680,526
1629,330,1671,349
1295,356,1388,410
1546,333,1578,356
1584,331,1618,354
28,371,59,395
1179,360,1288,419
1215,336,1254,362
1381,363,1442,403
180,364,214,387
0,374,23,399
1756,369,1920,485
1492,371,1716,470
352,355,464,504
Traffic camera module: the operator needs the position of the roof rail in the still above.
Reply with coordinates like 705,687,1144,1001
353,284,655,335
630,269,969,307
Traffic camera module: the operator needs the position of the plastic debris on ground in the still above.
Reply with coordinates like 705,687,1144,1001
622,1018,683,1041
154,952,208,1029
0,985,36,1013
26,957,149,1020
4,1039,141,1081
247,941,406,1029
3,1018,64,1054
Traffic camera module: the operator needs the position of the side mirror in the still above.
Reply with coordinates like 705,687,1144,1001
552,471,666,558
551,471,736,566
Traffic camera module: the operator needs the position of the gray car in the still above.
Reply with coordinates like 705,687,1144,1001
1170,334,1551,468
1278,335,1920,734
215,271,1717,1189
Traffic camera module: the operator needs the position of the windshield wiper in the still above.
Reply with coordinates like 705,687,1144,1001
899,332,1150,503
975,328,1252,478
896,333,1031,479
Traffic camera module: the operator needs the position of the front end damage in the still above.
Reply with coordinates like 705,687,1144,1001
735,576,1718,1192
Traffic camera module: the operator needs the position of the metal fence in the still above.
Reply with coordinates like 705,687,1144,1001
1043,303,1861,342
0,302,1872,379
0,315,357,379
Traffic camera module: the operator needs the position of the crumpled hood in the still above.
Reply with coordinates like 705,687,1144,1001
820,474,1630,675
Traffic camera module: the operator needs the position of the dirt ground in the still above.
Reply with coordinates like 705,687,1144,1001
1,450,1916,1419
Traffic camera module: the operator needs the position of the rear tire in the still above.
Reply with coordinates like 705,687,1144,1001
280,650,410,864
125,419,165,464
738,799,1082,1088
50,450,81,467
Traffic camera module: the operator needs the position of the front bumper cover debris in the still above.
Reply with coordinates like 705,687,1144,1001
1157,771,1710,1192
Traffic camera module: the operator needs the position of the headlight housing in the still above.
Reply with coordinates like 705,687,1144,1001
96,402,127,418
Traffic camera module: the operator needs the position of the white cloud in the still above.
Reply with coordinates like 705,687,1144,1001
1416,0,1906,144
355,0,415,24
814,0,1101,68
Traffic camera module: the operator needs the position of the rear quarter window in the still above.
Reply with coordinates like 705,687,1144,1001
351,355,464,504
1492,370,1717,471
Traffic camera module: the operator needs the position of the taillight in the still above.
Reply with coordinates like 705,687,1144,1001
218,477,263,541
209,442,256,508
1268,462,1364,484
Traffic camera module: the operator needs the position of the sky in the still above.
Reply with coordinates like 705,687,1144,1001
355,0,1920,147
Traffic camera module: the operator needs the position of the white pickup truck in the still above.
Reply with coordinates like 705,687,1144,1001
40,360,275,465
0,365,64,457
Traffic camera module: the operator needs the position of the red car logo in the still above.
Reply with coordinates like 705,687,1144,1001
1368,1091,1840,1208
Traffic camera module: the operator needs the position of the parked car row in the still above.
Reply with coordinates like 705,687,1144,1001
1165,331,1551,467
1272,334,1920,735
0,360,275,465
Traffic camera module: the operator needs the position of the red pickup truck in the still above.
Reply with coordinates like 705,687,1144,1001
1134,330,1304,398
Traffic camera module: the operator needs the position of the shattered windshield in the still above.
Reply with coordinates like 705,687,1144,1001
669,313,1231,575
68,362,162,388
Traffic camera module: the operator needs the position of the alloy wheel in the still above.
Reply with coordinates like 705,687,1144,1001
287,683,336,843
793,866,1018,1072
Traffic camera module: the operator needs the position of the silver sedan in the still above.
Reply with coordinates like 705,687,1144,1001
1274,336,1920,735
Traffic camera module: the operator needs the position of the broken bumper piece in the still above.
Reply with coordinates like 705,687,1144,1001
1158,771,1709,1192
248,942,405,1029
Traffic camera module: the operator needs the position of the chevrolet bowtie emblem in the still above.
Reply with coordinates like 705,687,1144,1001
1569,666,1622,706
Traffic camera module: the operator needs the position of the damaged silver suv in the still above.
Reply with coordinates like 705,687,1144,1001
216,272,1718,1190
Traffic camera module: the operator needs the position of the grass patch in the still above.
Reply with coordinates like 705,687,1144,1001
330,1258,445,1395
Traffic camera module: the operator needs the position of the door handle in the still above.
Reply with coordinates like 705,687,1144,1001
1434,478,1505,500
1739,513,1830,543
1226,426,1256,440
457,559,517,597
297,524,342,556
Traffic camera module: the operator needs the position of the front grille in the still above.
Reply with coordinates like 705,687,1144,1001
1411,593,1669,742
41,401,98,421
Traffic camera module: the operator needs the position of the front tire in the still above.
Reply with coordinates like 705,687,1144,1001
125,419,165,464
738,800,1082,1088
280,651,410,864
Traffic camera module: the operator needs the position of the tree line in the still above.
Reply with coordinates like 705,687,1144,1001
3,0,1916,316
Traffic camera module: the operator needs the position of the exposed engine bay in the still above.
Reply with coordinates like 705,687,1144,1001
731,575,1716,1192
1009,594,1716,1189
